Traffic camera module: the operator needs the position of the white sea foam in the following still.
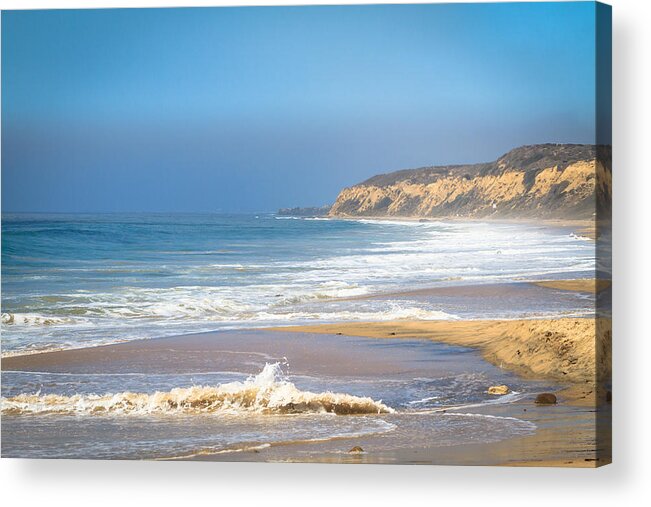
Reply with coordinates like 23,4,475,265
2,269,448,326
569,233,592,241
407,396,441,405
442,412,537,431
353,218,449,228
166,418,398,460
2,218,597,354
253,307,458,323
1,313,88,327
1,363,394,416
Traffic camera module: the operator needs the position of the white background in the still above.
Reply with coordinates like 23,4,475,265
0,0,649,505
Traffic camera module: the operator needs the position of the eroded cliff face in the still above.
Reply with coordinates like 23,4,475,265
329,144,611,220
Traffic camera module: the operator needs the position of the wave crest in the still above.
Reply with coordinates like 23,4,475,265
2,313,83,327
1,363,393,416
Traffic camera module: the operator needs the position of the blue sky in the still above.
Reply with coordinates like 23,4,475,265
2,3,605,212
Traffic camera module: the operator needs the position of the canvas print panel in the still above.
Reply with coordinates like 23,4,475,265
1,2,612,466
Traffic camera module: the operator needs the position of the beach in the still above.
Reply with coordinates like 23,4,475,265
0,20,621,507
1,214,610,464
270,316,611,383
2,298,611,465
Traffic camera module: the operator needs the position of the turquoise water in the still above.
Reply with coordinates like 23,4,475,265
2,213,595,354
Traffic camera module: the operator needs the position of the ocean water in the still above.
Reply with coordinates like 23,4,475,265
1,213,596,354
1,213,596,460
1,333,551,460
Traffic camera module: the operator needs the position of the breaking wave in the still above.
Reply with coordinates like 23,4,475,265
3,216,597,354
2,301,457,328
1,363,394,416
2,313,85,327
253,307,458,323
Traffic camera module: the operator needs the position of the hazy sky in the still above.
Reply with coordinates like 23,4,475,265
2,3,607,212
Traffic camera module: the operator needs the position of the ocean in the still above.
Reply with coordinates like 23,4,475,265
1,212,596,355
1,331,551,460
1,213,598,460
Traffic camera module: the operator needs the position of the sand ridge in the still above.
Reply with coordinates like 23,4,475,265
269,317,612,384
533,279,611,293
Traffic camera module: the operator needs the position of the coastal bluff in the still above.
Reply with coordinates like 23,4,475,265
329,144,611,220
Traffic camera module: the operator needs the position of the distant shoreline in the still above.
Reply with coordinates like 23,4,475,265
318,214,600,240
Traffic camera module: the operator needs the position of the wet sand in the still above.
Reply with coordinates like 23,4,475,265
3,316,610,384
2,277,610,466
329,278,607,306
533,279,611,293
191,388,610,467
269,317,612,384
262,306,611,466
2,324,611,466
2,330,419,378
0,328,556,462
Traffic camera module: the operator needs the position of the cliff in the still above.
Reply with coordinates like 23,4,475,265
329,144,611,220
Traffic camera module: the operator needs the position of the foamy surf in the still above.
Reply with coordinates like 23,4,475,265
3,215,597,355
2,312,85,326
1,363,394,416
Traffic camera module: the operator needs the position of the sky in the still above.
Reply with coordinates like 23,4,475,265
1,2,609,213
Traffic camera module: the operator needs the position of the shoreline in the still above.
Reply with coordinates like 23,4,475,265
2,316,611,467
327,277,609,305
1,325,610,466
268,317,611,385
1,275,610,466
3,315,610,385
533,279,611,293
325,214,598,238
263,315,611,466
0,277,605,360
182,392,610,467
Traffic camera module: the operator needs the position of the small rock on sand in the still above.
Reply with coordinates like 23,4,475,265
487,385,510,395
535,393,557,404
348,446,364,453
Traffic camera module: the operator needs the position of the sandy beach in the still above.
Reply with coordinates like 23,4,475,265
269,316,611,384
256,276,611,466
1,211,610,465
0,3,615,486
533,279,611,293
2,278,611,465
1,324,610,466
